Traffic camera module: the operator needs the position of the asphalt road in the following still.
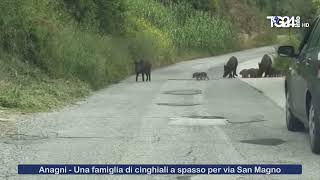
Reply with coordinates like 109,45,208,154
1,46,320,180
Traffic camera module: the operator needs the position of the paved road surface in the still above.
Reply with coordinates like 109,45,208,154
1,46,319,180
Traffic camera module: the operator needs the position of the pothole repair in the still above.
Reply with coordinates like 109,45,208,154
157,103,201,106
185,115,226,119
8,134,49,141
240,138,286,146
2,133,50,145
1,132,112,145
177,175,192,180
184,115,267,124
168,79,194,81
227,119,267,124
163,90,202,95
169,117,229,126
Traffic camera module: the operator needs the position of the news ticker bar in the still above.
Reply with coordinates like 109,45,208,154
18,164,302,175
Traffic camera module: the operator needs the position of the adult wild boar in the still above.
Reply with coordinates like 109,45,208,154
258,54,272,77
223,56,238,78
134,60,152,82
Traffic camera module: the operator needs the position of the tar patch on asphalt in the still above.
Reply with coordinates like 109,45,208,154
163,89,202,95
176,175,192,180
157,103,201,106
1,132,109,145
169,117,229,126
168,79,194,81
8,133,48,141
240,138,286,146
184,115,226,119
2,133,49,145
227,119,267,124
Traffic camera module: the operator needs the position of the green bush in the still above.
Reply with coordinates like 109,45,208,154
60,0,126,35
126,17,176,67
38,27,132,89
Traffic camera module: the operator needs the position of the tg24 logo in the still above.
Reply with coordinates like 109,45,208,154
266,16,309,28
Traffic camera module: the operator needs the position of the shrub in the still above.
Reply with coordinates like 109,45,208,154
126,17,176,67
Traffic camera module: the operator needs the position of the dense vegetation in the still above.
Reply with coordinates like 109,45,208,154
0,0,317,112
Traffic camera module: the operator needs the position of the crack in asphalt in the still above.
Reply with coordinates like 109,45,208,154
185,148,193,157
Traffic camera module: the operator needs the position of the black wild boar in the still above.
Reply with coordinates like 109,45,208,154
258,54,272,77
223,56,238,78
240,69,248,78
247,68,260,78
134,60,152,82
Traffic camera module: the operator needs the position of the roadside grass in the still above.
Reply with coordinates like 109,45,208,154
0,56,90,113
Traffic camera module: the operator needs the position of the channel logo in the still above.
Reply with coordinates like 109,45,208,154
266,16,309,28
